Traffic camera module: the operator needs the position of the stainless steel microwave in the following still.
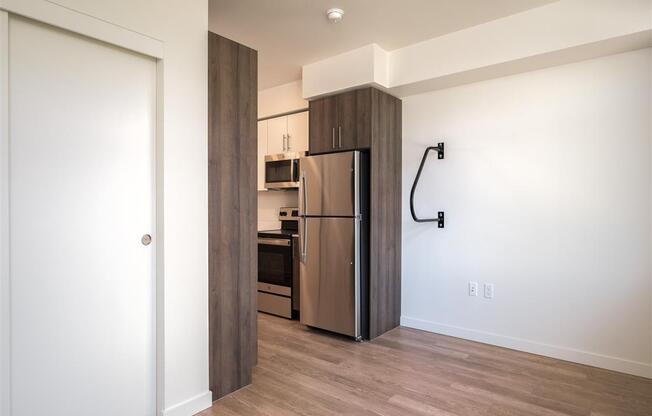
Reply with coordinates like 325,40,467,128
264,152,306,189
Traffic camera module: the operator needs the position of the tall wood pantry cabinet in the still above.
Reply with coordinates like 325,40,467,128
208,32,257,401
309,87,402,339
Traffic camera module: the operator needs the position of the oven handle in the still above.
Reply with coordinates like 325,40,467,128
258,238,291,247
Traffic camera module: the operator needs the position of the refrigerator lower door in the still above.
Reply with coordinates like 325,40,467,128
300,151,359,217
300,217,360,338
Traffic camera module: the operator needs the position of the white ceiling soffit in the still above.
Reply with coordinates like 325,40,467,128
208,0,557,90
302,0,652,99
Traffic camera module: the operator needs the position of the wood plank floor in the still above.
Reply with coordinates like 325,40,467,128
200,313,652,416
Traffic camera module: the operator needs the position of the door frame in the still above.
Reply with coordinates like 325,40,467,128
0,1,165,414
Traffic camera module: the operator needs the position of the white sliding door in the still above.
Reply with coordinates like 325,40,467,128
7,15,156,416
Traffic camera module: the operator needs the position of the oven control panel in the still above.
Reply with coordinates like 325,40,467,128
278,207,299,221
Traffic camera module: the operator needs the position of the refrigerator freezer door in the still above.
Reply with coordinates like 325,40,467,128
300,217,359,338
300,151,358,217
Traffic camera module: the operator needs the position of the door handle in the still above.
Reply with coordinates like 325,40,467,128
300,216,308,263
338,126,342,148
300,171,308,263
332,127,335,149
141,234,152,246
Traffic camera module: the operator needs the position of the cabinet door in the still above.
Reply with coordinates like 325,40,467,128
267,116,288,155
336,88,371,151
309,96,337,154
287,111,309,153
257,120,268,191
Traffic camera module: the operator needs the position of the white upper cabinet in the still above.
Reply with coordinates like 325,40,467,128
264,111,309,156
257,120,268,191
267,116,287,155
287,111,309,153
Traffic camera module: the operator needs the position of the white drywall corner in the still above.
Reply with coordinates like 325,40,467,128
302,43,389,98
302,0,652,99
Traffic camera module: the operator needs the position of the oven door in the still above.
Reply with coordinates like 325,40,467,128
258,237,293,288
265,154,300,189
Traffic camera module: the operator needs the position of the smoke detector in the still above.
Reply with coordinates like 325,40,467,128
326,8,344,23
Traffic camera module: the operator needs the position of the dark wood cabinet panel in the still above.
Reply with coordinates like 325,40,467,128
208,32,257,400
368,89,402,338
336,89,371,151
309,95,337,154
309,89,372,154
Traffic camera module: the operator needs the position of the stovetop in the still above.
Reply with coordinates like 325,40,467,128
259,208,299,239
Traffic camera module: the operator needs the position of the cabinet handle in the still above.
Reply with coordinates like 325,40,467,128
282,134,287,152
338,126,342,148
332,127,335,149
287,134,291,151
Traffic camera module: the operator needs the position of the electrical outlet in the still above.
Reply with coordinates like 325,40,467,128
469,281,478,296
484,283,494,299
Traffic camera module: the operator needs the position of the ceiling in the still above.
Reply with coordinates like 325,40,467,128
209,0,557,90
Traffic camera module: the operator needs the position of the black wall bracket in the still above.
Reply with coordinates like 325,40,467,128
409,142,445,228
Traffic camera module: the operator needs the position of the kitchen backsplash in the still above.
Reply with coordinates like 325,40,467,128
258,190,298,230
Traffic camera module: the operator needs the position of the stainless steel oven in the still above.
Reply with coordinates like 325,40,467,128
264,152,305,189
258,207,300,319
258,237,292,288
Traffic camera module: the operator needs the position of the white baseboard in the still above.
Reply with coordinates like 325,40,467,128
162,391,212,416
400,316,652,379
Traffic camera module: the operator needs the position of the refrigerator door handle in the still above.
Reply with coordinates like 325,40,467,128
300,169,308,216
300,170,308,263
300,216,307,263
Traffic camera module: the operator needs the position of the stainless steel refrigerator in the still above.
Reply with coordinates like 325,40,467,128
298,151,369,340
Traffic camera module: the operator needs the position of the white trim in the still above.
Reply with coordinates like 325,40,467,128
155,60,166,416
401,316,652,379
162,391,213,416
0,10,10,416
0,0,163,59
649,46,652,387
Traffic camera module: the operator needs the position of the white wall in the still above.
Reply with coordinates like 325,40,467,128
258,80,304,230
302,44,389,99
401,48,652,377
42,0,210,414
258,80,307,118
258,190,298,231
